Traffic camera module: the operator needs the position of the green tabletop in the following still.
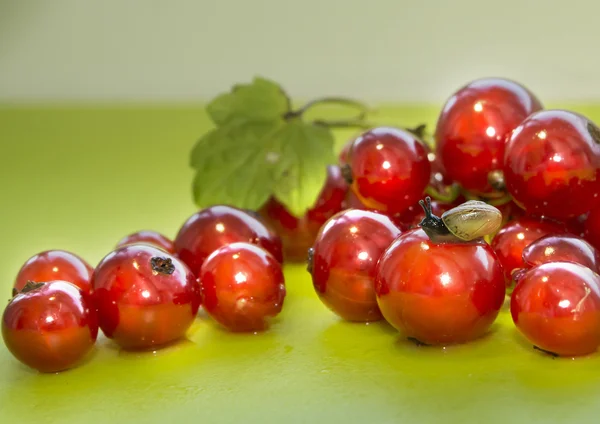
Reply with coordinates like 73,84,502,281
1,104,600,424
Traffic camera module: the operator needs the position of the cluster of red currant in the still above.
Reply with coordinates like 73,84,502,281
4,77,600,375
302,77,600,357
2,206,286,373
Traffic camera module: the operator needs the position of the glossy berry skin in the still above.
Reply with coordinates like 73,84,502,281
199,243,286,332
435,78,542,196
14,250,94,294
259,165,347,262
309,209,401,322
375,228,505,345
491,216,566,285
511,262,600,357
347,127,431,214
175,205,283,275
2,281,98,373
522,234,600,274
585,206,600,250
116,230,175,253
504,110,600,219
92,245,200,349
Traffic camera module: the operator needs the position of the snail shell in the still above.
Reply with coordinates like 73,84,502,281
441,200,502,241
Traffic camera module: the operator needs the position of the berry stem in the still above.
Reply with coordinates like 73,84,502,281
314,119,427,140
424,183,461,204
284,96,427,140
285,97,370,121
486,195,513,207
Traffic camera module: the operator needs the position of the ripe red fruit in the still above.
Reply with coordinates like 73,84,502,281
308,209,401,322
116,230,175,253
174,205,283,274
92,245,200,349
259,165,347,262
435,78,542,196
346,127,431,214
2,281,98,373
375,228,505,345
522,234,600,274
511,262,600,357
504,110,600,219
585,206,600,250
14,250,94,294
199,242,286,332
491,216,567,285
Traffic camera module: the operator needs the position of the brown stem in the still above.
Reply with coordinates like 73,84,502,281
284,97,370,121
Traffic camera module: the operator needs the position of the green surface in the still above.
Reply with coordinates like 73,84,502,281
2,103,600,424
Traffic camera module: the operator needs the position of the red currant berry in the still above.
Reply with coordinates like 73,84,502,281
259,165,347,262
522,234,600,274
2,281,98,372
175,205,283,274
511,262,600,357
92,245,200,349
435,78,542,196
375,228,505,345
308,209,401,322
585,205,600,250
116,230,175,253
346,127,431,214
199,242,286,332
491,216,567,285
14,250,93,294
504,110,600,219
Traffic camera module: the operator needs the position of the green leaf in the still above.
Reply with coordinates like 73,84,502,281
191,77,338,217
206,77,291,126
191,120,287,210
190,119,335,215
272,121,336,216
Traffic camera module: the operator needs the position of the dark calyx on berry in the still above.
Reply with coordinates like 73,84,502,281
341,164,353,185
418,197,455,243
306,247,314,273
150,257,176,275
588,122,600,145
13,281,45,297
406,124,427,139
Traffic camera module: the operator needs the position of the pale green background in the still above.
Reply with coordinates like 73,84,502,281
2,1,600,422
2,0,600,103
1,105,600,424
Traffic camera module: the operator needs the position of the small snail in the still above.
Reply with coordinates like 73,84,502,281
418,196,502,243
